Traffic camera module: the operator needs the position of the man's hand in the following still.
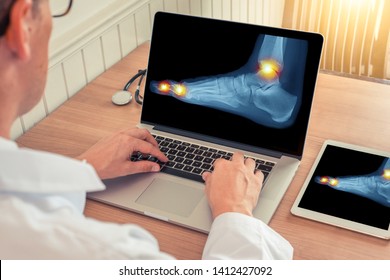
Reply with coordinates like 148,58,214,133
77,128,168,180
202,152,264,219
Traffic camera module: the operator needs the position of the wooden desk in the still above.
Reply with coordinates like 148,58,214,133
17,42,390,259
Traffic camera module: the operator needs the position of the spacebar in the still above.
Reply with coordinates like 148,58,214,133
160,167,204,183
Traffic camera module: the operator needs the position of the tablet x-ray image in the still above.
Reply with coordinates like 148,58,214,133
315,158,390,208
298,145,390,231
150,34,308,129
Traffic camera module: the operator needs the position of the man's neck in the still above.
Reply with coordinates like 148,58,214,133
0,117,13,139
0,97,19,140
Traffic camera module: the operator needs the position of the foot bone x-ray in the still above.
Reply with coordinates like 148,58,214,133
150,35,308,128
315,158,390,207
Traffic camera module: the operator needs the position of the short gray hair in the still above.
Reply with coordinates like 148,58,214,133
0,0,40,36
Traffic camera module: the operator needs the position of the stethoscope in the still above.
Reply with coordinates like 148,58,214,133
111,69,147,106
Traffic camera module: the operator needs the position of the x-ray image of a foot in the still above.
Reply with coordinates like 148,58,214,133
150,35,308,128
315,158,390,207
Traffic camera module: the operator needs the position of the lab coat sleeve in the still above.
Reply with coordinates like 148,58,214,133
202,212,293,260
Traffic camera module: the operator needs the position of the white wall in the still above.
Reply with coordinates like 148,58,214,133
12,0,285,139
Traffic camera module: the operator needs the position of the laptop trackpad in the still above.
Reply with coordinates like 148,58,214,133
135,178,204,217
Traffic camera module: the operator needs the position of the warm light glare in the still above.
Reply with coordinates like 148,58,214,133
283,0,387,80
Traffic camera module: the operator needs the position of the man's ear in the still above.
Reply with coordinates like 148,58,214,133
5,0,34,61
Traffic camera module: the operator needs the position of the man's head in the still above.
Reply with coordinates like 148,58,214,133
0,0,52,138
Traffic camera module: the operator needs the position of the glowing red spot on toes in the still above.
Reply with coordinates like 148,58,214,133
173,84,187,97
158,81,171,94
319,177,329,184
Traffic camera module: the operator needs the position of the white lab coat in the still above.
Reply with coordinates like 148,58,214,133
0,138,293,259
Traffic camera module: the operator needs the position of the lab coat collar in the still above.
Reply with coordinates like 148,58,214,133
0,137,105,193
0,137,18,150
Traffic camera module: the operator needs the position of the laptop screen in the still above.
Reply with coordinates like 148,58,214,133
141,12,323,157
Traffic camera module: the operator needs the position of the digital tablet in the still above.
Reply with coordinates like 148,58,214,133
291,140,390,239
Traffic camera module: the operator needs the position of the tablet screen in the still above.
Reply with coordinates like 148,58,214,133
292,141,390,238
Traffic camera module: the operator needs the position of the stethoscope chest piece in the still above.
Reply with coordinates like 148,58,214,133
112,90,133,106
111,69,146,106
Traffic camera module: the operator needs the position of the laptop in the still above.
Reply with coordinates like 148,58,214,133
88,12,323,233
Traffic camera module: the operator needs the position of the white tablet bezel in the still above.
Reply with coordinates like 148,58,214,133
291,140,390,239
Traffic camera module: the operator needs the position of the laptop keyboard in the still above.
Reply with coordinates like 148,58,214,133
130,134,275,183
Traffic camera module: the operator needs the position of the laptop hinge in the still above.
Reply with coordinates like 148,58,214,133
149,124,289,159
